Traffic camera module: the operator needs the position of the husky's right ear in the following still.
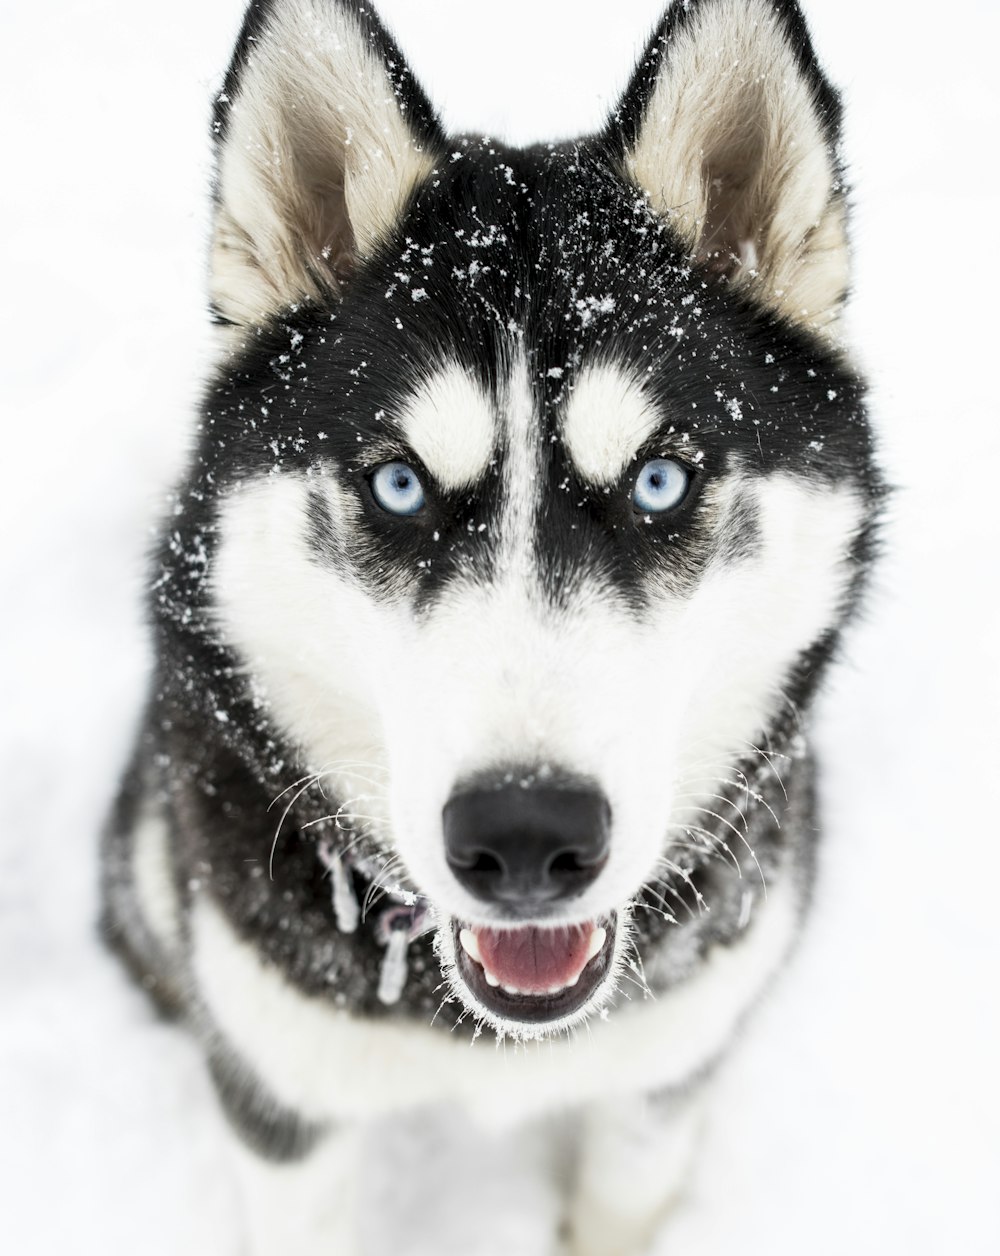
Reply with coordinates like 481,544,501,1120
605,0,849,338
210,0,445,328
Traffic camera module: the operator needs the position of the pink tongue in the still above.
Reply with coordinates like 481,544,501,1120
474,924,594,994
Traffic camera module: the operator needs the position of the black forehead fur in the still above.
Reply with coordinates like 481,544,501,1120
152,0,882,794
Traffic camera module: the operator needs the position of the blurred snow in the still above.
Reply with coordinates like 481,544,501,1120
1,1,997,1252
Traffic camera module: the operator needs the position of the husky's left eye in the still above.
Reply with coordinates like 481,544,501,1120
370,461,426,516
631,458,691,514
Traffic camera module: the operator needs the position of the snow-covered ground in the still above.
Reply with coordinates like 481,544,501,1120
2,1,998,1252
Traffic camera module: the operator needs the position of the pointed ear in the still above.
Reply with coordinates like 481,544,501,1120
606,0,849,337
210,0,445,328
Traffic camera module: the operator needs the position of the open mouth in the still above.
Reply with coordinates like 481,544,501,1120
452,916,616,1024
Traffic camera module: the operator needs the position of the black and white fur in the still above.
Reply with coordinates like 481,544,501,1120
102,1,881,1251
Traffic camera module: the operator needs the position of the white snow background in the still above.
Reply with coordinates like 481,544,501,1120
2,0,998,1251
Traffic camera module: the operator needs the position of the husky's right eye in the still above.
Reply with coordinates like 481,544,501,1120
370,461,426,516
631,457,691,515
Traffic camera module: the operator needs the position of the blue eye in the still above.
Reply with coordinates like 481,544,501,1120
631,458,690,514
371,461,426,516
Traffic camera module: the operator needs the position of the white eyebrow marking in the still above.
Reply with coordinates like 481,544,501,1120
561,364,662,485
399,363,497,490
497,351,538,581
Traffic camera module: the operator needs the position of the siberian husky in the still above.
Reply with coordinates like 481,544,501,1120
102,1,881,1251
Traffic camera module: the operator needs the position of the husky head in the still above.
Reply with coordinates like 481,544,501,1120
174,0,879,1039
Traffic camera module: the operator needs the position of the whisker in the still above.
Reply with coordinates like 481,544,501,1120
668,825,741,875
644,874,697,920
269,774,324,880
267,770,322,812
632,897,678,926
678,806,767,895
671,790,750,831
300,803,385,832
745,742,789,799
655,857,708,914
626,939,654,1001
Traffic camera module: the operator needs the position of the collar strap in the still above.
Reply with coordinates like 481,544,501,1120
316,839,431,1006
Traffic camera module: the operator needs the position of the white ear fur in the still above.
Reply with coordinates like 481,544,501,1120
211,0,441,328
621,0,849,337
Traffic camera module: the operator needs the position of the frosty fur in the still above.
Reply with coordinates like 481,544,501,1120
101,1,882,1252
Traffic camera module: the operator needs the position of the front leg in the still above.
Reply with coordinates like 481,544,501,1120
357,1107,566,1256
567,1088,705,1256
231,1106,567,1256
230,1125,363,1256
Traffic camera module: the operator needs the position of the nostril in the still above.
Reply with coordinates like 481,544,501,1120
469,850,504,876
547,849,585,875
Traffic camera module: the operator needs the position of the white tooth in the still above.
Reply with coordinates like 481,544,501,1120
459,929,482,964
484,969,500,988
586,927,607,961
547,984,565,995
566,972,580,987
502,984,521,995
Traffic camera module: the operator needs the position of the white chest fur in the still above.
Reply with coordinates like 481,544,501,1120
191,882,799,1132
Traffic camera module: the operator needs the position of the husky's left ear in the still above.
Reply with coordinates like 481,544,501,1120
210,0,445,328
605,0,848,337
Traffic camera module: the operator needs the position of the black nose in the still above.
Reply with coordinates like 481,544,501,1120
443,780,611,909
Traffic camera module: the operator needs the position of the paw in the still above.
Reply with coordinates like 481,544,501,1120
566,1202,661,1256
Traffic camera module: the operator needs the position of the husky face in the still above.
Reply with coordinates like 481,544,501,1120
169,0,879,1038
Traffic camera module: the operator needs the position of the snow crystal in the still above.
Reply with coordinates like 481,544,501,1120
573,294,616,326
